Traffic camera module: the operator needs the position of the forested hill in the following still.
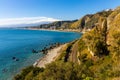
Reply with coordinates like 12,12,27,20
27,9,113,32
14,7,120,80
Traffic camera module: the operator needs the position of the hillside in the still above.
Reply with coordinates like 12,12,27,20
27,10,113,32
14,7,120,80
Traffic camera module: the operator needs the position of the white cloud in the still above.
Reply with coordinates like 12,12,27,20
0,17,60,27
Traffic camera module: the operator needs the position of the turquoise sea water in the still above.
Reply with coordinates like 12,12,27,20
0,28,82,80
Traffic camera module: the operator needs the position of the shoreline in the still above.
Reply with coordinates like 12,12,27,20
33,44,66,68
21,28,81,33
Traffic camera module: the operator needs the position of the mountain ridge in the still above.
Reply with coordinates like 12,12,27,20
14,6,120,80
26,9,113,32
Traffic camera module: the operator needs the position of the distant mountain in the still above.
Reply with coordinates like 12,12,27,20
0,22,52,28
28,20,78,29
27,10,113,32
0,17,59,28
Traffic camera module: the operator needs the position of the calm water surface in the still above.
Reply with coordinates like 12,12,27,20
0,28,82,80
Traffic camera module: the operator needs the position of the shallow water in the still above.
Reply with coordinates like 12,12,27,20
0,28,82,80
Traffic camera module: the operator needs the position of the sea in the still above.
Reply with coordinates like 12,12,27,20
0,28,82,80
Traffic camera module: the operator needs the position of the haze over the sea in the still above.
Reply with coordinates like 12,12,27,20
0,17,60,27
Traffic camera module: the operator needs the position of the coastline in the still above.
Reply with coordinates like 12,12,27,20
33,44,66,68
21,28,81,33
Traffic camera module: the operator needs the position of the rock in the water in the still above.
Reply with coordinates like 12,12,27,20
32,49,38,53
12,57,16,60
15,58,19,61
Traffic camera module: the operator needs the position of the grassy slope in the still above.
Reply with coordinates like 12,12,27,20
14,7,120,80
28,10,113,32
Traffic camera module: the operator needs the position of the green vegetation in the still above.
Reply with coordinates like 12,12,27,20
56,41,76,62
28,9,113,31
14,66,44,80
14,7,120,80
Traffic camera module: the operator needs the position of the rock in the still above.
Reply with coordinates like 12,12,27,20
2,68,8,73
32,49,38,53
12,57,16,60
15,58,19,61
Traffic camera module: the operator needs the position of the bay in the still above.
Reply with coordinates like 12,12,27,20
0,28,82,80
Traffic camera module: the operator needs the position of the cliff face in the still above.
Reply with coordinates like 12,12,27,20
14,7,120,80
64,7,120,79
65,7,120,63
51,7,120,79
28,10,113,32
107,7,120,46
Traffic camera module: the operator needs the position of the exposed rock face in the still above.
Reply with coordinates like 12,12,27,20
14,6,120,80
106,7,120,46
27,10,113,32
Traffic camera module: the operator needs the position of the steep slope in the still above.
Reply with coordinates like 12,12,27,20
28,20,78,29
27,10,113,32
14,7,120,80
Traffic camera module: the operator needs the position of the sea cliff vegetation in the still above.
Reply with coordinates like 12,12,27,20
26,9,113,32
14,7,120,80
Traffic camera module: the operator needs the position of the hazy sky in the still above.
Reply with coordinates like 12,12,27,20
0,0,120,26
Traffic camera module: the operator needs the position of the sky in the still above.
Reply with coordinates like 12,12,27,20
0,0,120,26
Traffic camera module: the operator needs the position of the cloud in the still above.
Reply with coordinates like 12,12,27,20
0,17,60,27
